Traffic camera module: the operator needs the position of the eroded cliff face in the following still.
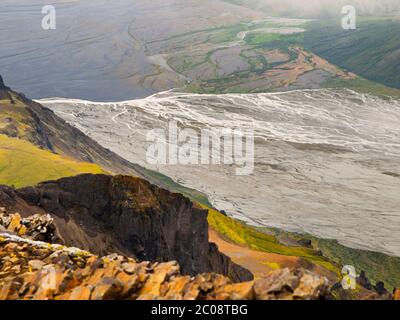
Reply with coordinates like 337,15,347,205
0,174,252,282
0,75,12,100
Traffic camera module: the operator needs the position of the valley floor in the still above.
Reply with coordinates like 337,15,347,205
41,89,400,258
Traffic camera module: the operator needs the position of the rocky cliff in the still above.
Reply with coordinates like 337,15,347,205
0,75,12,100
0,232,330,300
0,174,252,282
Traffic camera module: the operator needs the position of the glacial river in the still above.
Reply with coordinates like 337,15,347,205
40,88,400,257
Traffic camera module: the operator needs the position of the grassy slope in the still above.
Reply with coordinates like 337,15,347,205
204,204,340,275
322,77,400,99
0,91,107,188
140,166,213,207
0,95,37,140
253,226,400,290
0,134,105,188
308,236,400,291
303,17,400,93
204,203,400,290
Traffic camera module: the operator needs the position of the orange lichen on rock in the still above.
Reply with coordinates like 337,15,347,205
0,233,331,300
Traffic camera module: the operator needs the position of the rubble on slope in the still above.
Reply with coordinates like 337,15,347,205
0,232,331,300
0,207,398,300
0,208,60,243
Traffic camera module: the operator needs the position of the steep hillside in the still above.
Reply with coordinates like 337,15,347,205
222,1,400,18
0,75,142,177
0,76,254,283
0,75,212,201
0,187,396,300
304,18,400,92
207,204,400,292
0,134,105,188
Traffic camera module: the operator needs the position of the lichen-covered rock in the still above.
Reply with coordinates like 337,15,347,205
0,211,60,243
0,233,331,300
394,288,400,300
252,268,330,300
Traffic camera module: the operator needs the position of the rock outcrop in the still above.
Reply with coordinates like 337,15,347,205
0,174,252,282
394,289,400,300
0,75,12,100
0,209,60,243
0,233,330,300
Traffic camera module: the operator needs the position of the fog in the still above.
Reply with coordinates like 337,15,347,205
238,0,400,18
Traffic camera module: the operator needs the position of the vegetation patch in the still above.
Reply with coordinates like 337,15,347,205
140,167,213,207
303,18,400,92
204,204,340,275
244,32,283,45
0,134,106,188
306,235,400,291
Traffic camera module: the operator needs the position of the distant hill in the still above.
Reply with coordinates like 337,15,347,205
303,17,400,90
223,0,400,18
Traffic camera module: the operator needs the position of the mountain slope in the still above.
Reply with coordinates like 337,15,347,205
0,75,143,177
0,75,107,186
0,75,211,202
222,1,400,18
0,134,105,188
304,18,400,92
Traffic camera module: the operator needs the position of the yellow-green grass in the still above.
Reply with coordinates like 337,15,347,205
0,134,106,188
204,204,340,275
262,261,281,270
0,96,33,135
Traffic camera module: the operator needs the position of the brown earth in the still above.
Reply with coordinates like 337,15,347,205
209,228,337,282
264,47,356,88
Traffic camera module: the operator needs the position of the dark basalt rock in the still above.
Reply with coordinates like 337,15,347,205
0,75,12,100
0,174,253,282
357,271,373,290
